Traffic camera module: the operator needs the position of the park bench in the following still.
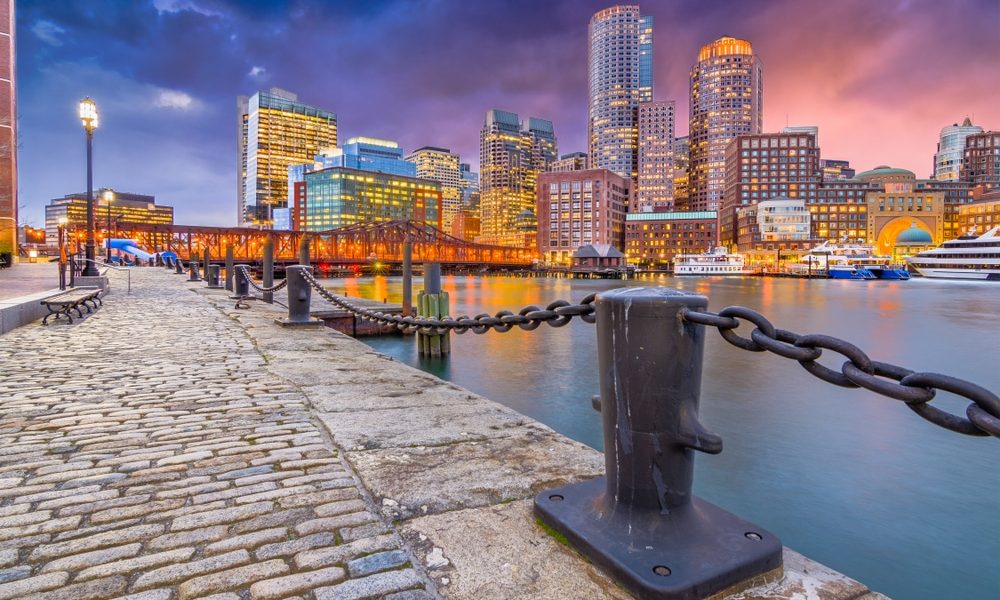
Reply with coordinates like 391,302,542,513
40,287,103,325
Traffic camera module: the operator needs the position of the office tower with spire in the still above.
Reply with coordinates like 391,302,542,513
237,88,337,227
689,36,763,212
479,109,557,248
935,118,983,181
588,5,652,181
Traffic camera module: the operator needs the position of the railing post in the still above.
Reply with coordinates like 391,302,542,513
225,245,234,291
263,238,274,304
231,264,250,298
188,260,201,282
534,287,782,599
276,265,322,327
206,264,223,289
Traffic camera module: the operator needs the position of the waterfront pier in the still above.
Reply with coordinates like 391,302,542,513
0,267,899,599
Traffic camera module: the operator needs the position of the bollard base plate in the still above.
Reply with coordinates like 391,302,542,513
534,477,782,600
206,284,224,289
275,317,324,328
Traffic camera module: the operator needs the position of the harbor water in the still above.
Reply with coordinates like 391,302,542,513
323,274,999,600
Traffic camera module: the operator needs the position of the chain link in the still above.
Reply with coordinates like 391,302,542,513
681,306,1000,439
301,270,596,337
236,265,288,293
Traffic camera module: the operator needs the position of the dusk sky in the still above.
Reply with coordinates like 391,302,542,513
16,0,1000,227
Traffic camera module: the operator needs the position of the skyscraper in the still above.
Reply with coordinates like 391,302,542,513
963,131,1000,193
637,101,675,210
238,88,337,227
689,36,763,212
406,146,463,231
479,109,557,248
588,5,652,181
934,118,983,181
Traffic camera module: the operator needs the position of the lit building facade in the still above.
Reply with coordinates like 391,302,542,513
624,211,717,268
0,0,14,258
962,131,1000,193
934,118,982,181
857,166,944,256
689,36,763,212
721,132,820,248
459,163,479,205
238,88,337,227
44,189,173,245
301,168,441,231
450,209,481,241
735,198,816,265
406,146,463,231
958,192,1000,234
811,181,875,242
637,101,675,210
326,137,415,177
821,159,856,181
673,135,690,210
478,109,557,248
552,152,589,172
588,5,652,180
536,169,631,264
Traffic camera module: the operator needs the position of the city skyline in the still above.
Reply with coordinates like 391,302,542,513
16,0,1000,227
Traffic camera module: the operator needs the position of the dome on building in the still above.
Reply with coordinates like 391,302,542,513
856,165,916,180
895,224,933,245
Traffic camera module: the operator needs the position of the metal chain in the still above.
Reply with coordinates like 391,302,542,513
301,270,595,336
681,306,1000,439
236,265,288,293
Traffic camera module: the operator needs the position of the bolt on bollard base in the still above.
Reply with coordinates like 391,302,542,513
276,265,322,327
534,288,782,599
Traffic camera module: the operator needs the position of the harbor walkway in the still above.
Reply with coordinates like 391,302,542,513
0,267,886,599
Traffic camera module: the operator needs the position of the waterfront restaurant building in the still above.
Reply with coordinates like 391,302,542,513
735,198,817,267
624,211,717,269
44,189,173,246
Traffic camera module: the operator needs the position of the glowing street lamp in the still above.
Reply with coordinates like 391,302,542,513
79,97,100,276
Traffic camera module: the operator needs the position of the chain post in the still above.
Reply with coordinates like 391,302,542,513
231,264,250,298
225,245,235,291
535,287,782,599
205,264,223,289
187,260,201,282
174,259,184,274
202,246,210,280
276,265,322,327
263,237,274,304
298,235,310,267
402,237,413,316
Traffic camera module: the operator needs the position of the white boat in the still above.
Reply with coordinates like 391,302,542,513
788,241,908,280
674,247,747,275
906,226,1000,280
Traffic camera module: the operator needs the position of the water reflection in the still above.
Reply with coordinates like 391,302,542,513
320,274,999,600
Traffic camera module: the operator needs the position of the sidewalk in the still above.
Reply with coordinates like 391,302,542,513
0,261,60,300
0,267,434,599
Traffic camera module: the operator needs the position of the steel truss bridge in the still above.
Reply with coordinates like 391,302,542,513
111,220,535,268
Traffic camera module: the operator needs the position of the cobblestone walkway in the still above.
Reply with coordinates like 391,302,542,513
0,268,433,599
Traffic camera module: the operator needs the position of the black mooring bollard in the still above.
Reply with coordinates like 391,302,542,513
534,288,782,599
174,259,184,274
188,260,201,282
262,238,274,304
276,265,321,327
231,264,250,298
206,264,223,289
225,245,235,292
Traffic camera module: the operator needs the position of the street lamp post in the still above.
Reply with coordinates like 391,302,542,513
79,97,100,276
57,216,68,290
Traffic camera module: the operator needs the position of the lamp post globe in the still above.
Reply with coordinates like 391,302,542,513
79,97,100,276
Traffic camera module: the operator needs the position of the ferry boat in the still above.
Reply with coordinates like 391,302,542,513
674,247,747,275
906,226,1000,280
788,242,909,280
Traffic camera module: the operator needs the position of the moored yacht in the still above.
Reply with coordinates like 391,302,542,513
906,226,1000,280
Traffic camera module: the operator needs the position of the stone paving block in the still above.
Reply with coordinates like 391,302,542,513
28,524,165,562
0,571,69,600
256,532,335,561
294,534,399,571
294,511,374,536
170,501,274,531
76,547,197,582
19,575,127,600
347,549,410,578
0,550,16,569
0,566,30,583
176,558,289,599
314,568,423,600
39,542,142,573
249,566,347,600
203,527,288,556
132,549,251,591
